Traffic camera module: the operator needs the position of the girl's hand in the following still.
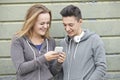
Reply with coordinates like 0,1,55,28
44,51,59,61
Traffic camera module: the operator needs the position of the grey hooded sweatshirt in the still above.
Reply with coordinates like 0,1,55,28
11,36,62,80
60,29,107,80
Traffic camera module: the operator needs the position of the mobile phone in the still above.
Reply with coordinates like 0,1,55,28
55,47,63,52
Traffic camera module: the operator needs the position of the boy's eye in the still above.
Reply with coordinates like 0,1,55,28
63,24,66,27
64,24,66,26
69,24,74,27
47,22,50,25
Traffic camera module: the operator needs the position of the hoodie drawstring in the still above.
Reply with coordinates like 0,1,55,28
26,39,48,80
26,40,37,60
67,39,79,80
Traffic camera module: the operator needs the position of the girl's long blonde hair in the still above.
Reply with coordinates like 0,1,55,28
17,4,52,38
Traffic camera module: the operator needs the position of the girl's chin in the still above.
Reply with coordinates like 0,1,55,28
38,33,46,36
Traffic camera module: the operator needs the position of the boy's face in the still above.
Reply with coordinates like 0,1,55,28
62,16,82,37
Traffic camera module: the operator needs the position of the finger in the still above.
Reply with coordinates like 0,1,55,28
48,51,59,55
59,54,66,58
52,55,59,59
52,52,59,55
58,56,65,61
61,52,66,55
59,57,65,61
51,53,59,56
60,52,66,56
58,58,64,63
58,59,63,62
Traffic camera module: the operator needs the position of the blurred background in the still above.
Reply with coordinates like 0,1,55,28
0,0,120,80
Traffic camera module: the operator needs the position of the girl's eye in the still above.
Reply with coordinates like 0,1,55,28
40,22,50,25
40,23,44,25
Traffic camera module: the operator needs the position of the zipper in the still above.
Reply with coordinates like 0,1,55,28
26,40,41,80
38,51,41,80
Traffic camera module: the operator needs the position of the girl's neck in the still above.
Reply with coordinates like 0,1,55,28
30,33,44,45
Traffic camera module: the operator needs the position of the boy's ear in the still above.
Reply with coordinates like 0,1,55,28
79,19,82,23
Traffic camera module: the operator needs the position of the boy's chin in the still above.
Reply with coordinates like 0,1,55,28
68,34,74,37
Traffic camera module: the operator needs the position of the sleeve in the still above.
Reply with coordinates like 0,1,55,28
89,35,107,80
49,39,63,76
10,37,47,75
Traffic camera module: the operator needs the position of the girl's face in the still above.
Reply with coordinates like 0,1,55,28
33,13,50,37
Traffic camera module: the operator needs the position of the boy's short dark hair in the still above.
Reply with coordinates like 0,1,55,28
60,5,82,21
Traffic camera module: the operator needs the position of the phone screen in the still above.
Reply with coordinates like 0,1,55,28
55,47,63,52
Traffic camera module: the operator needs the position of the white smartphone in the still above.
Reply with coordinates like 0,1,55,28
55,47,63,52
